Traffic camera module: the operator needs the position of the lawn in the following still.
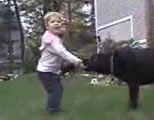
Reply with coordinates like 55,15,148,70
0,73,154,120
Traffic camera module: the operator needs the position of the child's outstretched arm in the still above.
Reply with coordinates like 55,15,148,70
47,37,82,65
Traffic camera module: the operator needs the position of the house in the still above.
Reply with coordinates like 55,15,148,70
94,0,154,45
0,5,22,73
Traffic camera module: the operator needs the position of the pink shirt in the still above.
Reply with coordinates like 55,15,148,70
37,30,82,74
39,30,60,51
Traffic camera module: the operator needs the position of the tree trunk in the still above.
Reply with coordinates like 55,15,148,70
7,0,13,73
12,0,25,65
67,0,72,40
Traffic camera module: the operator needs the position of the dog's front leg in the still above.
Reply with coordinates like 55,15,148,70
127,83,139,110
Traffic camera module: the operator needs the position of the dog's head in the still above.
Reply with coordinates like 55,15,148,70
83,53,111,74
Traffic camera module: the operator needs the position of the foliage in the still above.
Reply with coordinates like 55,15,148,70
0,0,96,73
17,0,96,72
23,39,40,73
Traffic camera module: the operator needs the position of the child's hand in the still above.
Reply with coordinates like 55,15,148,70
79,62,85,69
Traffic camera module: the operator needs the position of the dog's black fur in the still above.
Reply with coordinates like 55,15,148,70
60,60,76,76
84,45,154,109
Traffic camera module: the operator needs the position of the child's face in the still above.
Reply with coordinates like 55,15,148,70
46,17,62,35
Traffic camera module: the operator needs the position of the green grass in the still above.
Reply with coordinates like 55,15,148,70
0,73,154,120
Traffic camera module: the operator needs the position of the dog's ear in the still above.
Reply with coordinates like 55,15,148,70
116,40,131,49
102,38,117,54
101,38,132,54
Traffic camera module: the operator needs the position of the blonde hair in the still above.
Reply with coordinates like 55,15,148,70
44,12,63,27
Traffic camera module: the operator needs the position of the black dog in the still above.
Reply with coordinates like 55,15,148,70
60,60,76,76
84,45,154,109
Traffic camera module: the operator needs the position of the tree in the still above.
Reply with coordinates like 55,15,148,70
12,0,25,64
17,0,95,72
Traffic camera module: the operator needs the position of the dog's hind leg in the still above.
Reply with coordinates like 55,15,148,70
127,83,139,110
